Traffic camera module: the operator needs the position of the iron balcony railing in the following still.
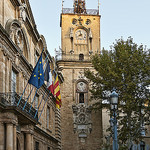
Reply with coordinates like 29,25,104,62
62,8,99,15
55,53,92,62
0,92,38,121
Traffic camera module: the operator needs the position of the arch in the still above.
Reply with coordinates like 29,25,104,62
21,28,31,62
76,79,88,85
40,35,47,50
5,19,21,35
5,19,31,62
76,79,89,104
76,79,88,93
36,35,48,59
79,53,84,61
74,26,89,33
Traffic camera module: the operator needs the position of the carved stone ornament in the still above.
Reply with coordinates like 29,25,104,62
19,3,27,22
72,104,92,138
70,49,74,54
14,29,24,50
78,70,85,79
76,82,87,93
89,50,93,55
1,45,15,61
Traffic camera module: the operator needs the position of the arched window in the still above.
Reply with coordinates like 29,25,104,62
79,93,84,103
76,81,88,104
79,54,84,61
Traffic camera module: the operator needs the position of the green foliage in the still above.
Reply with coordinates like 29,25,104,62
85,37,150,145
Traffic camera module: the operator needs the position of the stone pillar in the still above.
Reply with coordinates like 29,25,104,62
26,133,32,150
0,122,4,150
13,125,16,150
6,124,13,150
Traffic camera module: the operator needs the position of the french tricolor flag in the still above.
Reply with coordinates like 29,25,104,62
44,62,54,95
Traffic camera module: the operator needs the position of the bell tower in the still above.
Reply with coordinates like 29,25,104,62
57,1,102,150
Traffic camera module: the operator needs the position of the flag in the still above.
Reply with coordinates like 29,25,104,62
44,62,54,95
28,53,44,89
54,75,61,109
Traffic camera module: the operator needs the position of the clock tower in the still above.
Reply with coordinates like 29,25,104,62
56,1,103,149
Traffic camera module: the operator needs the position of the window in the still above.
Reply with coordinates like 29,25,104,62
35,141,39,150
11,69,17,104
35,95,39,110
47,106,50,128
76,81,88,104
79,54,84,61
48,147,50,150
11,70,17,93
79,93,84,103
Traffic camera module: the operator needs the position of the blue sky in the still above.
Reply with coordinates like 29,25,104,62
29,0,150,56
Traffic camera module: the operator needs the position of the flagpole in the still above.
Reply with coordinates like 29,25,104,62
17,83,28,107
22,87,34,110
34,91,46,118
17,49,45,107
29,89,38,113
29,57,49,113
38,91,51,121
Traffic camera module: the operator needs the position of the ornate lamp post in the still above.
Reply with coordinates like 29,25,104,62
110,89,118,150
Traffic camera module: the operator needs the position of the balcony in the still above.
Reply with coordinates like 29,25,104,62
0,92,38,122
55,53,91,62
62,8,99,15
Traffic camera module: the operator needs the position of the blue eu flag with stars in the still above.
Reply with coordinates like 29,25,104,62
28,53,44,89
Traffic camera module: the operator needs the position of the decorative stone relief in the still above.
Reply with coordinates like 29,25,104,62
14,29,24,50
1,45,15,61
19,3,27,22
72,104,92,138
70,49,74,54
76,82,87,93
78,69,85,79
89,50,93,55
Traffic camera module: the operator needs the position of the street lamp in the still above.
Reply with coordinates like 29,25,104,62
110,89,118,150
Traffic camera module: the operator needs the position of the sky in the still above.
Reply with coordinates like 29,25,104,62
29,0,150,56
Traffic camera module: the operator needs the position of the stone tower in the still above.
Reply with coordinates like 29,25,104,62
56,1,103,149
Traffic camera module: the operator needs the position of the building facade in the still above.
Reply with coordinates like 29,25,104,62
0,0,61,150
56,1,103,150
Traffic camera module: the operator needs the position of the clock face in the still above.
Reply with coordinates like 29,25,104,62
77,82,87,92
75,29,87,41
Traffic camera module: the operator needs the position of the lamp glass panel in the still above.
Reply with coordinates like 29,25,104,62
111,97,118,105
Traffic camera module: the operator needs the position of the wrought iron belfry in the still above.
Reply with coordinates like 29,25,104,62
74,0,86,14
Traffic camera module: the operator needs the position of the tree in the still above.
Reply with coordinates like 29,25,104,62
85,37,150,147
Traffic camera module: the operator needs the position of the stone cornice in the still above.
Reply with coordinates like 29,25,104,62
10,0,21,7
25,0,36,27
0,24,20,54
25,17,39,42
